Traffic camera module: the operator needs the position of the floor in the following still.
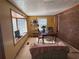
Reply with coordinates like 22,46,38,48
15,37,79,59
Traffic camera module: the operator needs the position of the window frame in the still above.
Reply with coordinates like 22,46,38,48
10,9,28,45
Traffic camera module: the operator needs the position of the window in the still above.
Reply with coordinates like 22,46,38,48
12,18,17,32
11,10,27,44
17,18,27,36
38,18,47,31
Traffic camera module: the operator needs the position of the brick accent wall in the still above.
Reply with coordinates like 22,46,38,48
57,4,79,50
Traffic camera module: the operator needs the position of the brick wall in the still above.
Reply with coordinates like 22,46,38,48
57,4,79,50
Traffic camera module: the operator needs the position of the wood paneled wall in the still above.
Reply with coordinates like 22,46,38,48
57,4,79,50
27,16,56,33
0,0,28,59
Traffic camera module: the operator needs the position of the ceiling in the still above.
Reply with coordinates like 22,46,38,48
8,0,79,16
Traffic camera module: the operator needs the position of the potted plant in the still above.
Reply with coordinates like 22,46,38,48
41,25,46,33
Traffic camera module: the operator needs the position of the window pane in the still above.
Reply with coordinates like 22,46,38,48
12,18,17,38
38,18,47,31
17,18,27,36
12,18,17,31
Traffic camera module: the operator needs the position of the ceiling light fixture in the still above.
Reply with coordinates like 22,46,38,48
43,0,54,2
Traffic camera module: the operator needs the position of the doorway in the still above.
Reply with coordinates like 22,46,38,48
0,24,5,59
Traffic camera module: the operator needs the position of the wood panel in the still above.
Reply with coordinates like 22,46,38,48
0,0,28,59
27,16,55,33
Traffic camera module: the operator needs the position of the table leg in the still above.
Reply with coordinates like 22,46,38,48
42,36,44,44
